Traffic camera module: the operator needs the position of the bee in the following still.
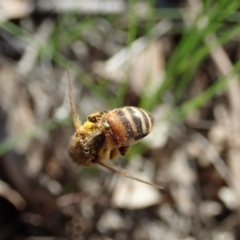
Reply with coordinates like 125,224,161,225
67,70,162,189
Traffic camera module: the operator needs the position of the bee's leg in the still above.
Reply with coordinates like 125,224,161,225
88,131,106,164
118,146,129,156
109,148,121,159
109,146,129,159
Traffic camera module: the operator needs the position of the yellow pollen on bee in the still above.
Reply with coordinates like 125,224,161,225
83,121,98,131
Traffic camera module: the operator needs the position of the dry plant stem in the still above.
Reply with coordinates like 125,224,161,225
57,192,82,208
190,132,236,188
0,179,26,210
220,212,239,232
37,0,126,14
2,153,55,211
93,20,172,82
67,68,82,132
17,19,54,75
98,161,163,189
188,0,240,217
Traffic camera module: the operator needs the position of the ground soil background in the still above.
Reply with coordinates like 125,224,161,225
1,0,240,240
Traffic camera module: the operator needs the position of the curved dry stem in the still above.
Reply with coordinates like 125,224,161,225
67,68,82,132
98,161,163,189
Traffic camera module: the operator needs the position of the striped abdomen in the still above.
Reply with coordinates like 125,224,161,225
104,106,154,146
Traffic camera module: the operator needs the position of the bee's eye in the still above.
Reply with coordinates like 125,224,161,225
103,121,110,129
88,116,97,123
88,116,96,122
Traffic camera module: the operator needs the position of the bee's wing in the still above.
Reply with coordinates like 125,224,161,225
98,161,163,189
67,68,82,132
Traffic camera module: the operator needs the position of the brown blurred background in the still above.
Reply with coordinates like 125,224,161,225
1,0,240,239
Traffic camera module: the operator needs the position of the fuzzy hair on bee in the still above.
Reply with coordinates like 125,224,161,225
67,69,162,189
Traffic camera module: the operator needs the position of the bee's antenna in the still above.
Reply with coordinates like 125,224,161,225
67,67,82,132
98,161,163,189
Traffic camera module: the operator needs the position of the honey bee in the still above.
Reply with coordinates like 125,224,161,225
67,70,162,189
